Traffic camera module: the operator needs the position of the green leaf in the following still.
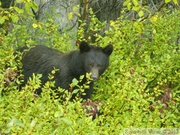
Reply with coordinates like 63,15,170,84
132,0,139,6
54,111,63,117
138,10,144,17
72,89,79,94
80,75,85,80
165,0,171,3
16,0,23,3
14,7,24,14
0,17,5,24
30,2,38,12
61,118,72,125
29,119,37,130
72,78,79,85
172,0,178,4
73,5,80,16
123,0,130,6
7,118,25,128
68,12,73,20
127,3,132,10
11,14,19,23
132,6,140,11
134,22,143,33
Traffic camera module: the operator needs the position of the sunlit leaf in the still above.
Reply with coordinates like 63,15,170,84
127,3,132,10
29,119,37,130
0,17,5,24
11,14,19,23
72,78,78,85
138,10,144,17
54,111,63,117
80,75,85,80
165,0,171,3
14,7,24,14
32,23,38,28
150,15,158,24
132,6,140,11
68,12,73,20
132,0,139,6
172,0,178,4
16,0,23,3
61,118,72,125
72,89,79,94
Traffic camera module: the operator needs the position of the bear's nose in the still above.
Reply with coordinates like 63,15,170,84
91,75,98,81
91,68,99,81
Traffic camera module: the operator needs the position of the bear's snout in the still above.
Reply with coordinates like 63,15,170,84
90,68,99,81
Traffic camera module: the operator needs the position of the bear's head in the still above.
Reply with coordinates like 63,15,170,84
79,41,113,81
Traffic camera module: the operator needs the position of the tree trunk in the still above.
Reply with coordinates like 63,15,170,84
34,0,79,45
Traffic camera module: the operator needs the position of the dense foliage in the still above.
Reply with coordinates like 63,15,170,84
0,0,180,134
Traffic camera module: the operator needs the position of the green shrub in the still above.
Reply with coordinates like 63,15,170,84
93,9,180,131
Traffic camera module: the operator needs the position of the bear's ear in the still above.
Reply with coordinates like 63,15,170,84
103,44,113,56
79,41,91,53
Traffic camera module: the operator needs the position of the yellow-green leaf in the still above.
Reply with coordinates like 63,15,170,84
172,0,178,4
132,0,139,6
61,118,72,125
72,78,78,86
11,14,19,23
0,17,5,24
138,10,144,17
32,23,38,28
68,12,73,20
73,5,80,17
110,20,115,26
14,7,24,14
127,3,132,10
123,0,130,6
132,6,140,11
150,15,158,24
134,22,143,33
16,0,23,3
165,0,171,3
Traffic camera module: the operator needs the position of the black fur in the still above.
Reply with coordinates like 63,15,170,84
20,41,113,100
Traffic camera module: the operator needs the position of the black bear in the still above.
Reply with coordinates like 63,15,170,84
20,41,113,100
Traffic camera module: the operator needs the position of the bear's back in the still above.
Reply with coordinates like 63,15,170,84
22,45,65,79
23,45,64,63
30,45,63,57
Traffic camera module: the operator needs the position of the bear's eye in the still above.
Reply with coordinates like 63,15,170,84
98,65,102,68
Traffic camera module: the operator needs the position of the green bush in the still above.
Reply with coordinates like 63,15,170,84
0,1,180,134
94,9,180,131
